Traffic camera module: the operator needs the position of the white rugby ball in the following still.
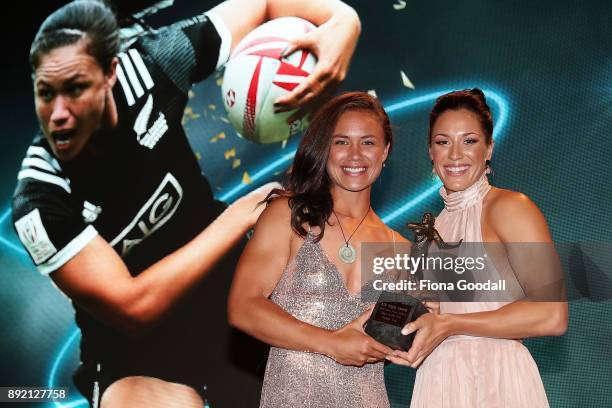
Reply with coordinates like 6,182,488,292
221,17,317,144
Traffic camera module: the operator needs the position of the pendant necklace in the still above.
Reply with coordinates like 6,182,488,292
333,207,370,264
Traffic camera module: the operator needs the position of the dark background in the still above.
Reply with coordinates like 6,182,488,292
1,1,611,407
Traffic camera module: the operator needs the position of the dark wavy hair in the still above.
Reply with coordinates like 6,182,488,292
30,0,120,74
428,88,493,145
267,91,393,241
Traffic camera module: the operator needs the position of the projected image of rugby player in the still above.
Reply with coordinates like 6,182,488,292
12,0,361,406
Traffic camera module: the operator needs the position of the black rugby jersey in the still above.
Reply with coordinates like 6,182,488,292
12,11,234,384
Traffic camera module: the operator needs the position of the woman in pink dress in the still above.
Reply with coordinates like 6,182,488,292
386,89,568,407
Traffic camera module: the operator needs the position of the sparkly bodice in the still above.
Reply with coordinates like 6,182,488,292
259,233,390,408
270,233,367,329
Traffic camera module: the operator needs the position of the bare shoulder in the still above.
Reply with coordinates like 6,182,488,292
258,196,292,224
487,188,540,217
250,196,294,245
485,187,551,242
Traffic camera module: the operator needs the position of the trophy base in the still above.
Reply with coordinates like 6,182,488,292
363,291,429,351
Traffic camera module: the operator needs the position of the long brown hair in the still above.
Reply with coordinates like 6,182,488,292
267,91,393,241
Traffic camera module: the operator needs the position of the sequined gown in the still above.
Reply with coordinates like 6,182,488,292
410,175,550,407
259,233,390,408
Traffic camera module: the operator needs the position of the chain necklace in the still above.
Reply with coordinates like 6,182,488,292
333,207,370,264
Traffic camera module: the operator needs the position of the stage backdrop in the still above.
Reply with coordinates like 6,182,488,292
1,0,610,407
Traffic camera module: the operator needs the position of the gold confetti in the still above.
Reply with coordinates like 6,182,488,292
400,70,415,89
208,104,216,110
393,0,407,10
232,158,241,169
367,89,378,98
224,148,236,160
216,77,223,87
281,139,288,149
188,90,195,99
220,117,229,124
183,106,200,120
210,132,226,143
195,152,201,161
273,171,282,176
242,171,252,184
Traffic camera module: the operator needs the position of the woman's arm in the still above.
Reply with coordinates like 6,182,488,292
388,191,568,368
51,184,272,337
228,197,393,366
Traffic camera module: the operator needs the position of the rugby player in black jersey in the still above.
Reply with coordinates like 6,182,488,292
12,0,361,406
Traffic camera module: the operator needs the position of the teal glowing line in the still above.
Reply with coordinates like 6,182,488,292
382,181,443,223
0,207,10,224
385,89,453,113
0,208,27,255
52,399,87,408
218,149,297,203
48,329,83,408
0,234,27,255
41,86,510,400
48,329,79,387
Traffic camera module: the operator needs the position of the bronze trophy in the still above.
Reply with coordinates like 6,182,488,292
364,213,461,350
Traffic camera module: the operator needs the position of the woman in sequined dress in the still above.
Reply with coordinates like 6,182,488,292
386,89,568,407
228,92,407,407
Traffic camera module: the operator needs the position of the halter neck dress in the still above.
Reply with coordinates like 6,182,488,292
410,175,550,408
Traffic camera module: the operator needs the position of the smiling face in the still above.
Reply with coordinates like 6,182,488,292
429,108,493,194
34,39,116,161
326,110,390,193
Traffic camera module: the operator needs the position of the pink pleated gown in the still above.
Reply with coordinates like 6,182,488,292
410,175,550,408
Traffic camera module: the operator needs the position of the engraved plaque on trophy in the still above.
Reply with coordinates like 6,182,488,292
364,213,460,351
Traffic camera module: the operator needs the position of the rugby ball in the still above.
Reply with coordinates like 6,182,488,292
221,17,317,144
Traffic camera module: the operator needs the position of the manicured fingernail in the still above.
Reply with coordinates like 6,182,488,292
401,329,408,335
280,46,289,57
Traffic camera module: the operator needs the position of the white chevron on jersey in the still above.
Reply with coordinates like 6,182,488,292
119,53,145,98
22,157,58,174
116,64,135,106
26,146,62,172
18,169,71,193
128,49,155,90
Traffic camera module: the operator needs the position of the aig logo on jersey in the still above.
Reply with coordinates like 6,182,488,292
110,173,183,256
14,208,58,264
